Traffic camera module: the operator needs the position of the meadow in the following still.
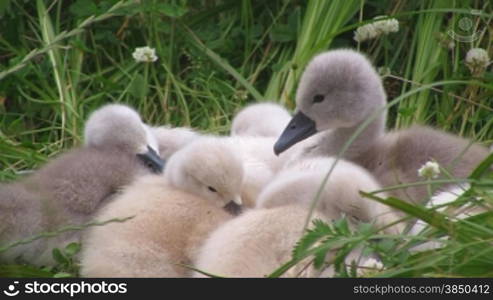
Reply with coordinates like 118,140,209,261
0,0,492,277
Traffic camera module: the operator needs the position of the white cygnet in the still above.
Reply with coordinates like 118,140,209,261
408,183,488,252
0,104,164,265
193,157,401,278
193,205,325,278
274,49,490,205
257,157,402,234
231,102,292,137
80,137,244,277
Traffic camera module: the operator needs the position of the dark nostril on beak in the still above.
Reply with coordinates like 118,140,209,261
224,201,242,216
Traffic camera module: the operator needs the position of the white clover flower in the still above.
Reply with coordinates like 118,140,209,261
373,16,399,35
418,161,441,179
354,24,378,42
466,48,490,65
132,46,158,63
357,258,384,276
465,48,490,76
354,16,399,42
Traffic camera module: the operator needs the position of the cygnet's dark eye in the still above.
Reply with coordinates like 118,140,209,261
313,94,325,103
208,186,217,193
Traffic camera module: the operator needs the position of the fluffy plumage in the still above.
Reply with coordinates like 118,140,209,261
150,126,200,159
257,157,401,234
408,183,490,252
193,205,325,278
0,104,161,265
231,102,291,137
225,136,283,207
274,49,490,205
80,137,244,277
193,156,401,278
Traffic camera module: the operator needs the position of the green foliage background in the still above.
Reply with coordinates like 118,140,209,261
0,0,492,277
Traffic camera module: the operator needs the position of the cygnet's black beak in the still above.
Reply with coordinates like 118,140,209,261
137,146,165,174
224,201,242,216
274,111,318,155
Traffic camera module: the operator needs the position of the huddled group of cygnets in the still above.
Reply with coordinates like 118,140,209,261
1,49,490,277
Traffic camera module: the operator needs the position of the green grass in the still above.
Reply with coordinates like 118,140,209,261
0,0,492,277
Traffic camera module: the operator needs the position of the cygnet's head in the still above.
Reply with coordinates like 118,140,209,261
257,157,395,229
84,104,165,173
231,102,292,137
164,137,244,214
274,49,386,155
